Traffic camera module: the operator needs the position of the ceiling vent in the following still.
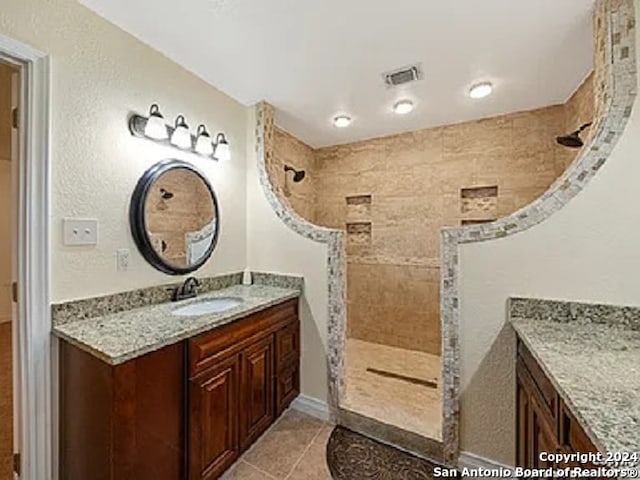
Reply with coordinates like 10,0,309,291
382,64,423,87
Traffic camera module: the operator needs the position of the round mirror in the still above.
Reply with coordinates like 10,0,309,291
130,159,220,275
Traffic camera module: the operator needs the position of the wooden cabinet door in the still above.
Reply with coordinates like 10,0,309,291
516,375,531,468
240,336,274,450
189,354,240,480
276,362,299,416
530,394,559,469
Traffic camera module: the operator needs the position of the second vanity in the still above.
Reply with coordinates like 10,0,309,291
54,282,301,480
510,297,640,471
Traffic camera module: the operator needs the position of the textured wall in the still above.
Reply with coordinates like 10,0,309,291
0,0,248,302
272,128,317,222
0,64,13,323
458,0,630,465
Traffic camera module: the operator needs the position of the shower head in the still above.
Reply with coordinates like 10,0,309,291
556,122,593,149
284,165,306,183
557,132,584,148
159,188,174,200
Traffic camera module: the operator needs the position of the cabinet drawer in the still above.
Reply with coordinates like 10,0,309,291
276,362,299,416
190,299,297,376
276,322,299,369
518,341,558,422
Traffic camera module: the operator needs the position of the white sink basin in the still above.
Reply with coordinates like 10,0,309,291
172,297,243,316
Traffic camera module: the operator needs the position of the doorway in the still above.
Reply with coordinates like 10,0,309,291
0,59,18,479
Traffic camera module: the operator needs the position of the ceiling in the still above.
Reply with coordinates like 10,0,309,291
80,0,594,148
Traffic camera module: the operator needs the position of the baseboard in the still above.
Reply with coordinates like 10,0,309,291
290,394,330,421
458,451,515,479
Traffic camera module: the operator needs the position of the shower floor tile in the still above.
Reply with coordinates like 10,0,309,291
342,339,442,441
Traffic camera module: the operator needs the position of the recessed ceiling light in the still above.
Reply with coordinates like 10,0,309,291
393,100,415,115
469,82,493,99
333,115,352,128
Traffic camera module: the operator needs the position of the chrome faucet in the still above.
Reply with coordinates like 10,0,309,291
172,277,202,301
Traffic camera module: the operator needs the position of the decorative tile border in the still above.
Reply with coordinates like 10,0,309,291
439,0,637,464
51,272,243,325
254,103,347,414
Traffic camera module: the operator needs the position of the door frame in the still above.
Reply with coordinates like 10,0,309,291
0,35,52,479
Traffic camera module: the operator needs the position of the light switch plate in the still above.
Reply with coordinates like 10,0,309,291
63,218,98,246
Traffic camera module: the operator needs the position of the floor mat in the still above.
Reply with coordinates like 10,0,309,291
326,426,456,479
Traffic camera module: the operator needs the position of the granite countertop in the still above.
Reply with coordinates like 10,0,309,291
53,284,300,365
510,300,640,453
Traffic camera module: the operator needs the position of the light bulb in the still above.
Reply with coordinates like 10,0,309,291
393,100,414,115
144,104,168,140
170,115,192,149
194,124,214,156
469,82,493,99
213,133,231,161
333,115,352,128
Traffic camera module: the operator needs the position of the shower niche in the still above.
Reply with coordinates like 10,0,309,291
460,185,498,225
346,195,373,248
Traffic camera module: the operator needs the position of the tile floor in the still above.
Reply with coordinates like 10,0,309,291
0,322,12,480
342,338,442,440
222,409,333,479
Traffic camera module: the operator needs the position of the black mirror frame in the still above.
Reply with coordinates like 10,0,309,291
129,159,220,275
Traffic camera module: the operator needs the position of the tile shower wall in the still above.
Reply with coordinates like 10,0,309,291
271,127,317,221
270,76,595,355
316,106,567,355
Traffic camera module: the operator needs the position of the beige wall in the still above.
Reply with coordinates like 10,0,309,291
313,104,573,355
458,1,638,465
246,109,330,404
0,64,13,323
0,0,248,302
272,128,317,221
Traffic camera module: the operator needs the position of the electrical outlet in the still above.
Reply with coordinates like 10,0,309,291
116,249,130,271
63,218,98,246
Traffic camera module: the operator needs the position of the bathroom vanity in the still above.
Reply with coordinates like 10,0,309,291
54,153,304,479
56,286,300,480
511,297,640,470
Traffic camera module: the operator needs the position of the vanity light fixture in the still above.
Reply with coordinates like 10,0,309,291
213,133,231,162
393,99,414,115
195,124,214,156
144,104,169,140
129,104,230,161
469,82,493,99
170,115,192,149
333,115,352,128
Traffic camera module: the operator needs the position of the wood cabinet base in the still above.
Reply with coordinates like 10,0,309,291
60,342,186,480
516,340,598,468
60,299,300,480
